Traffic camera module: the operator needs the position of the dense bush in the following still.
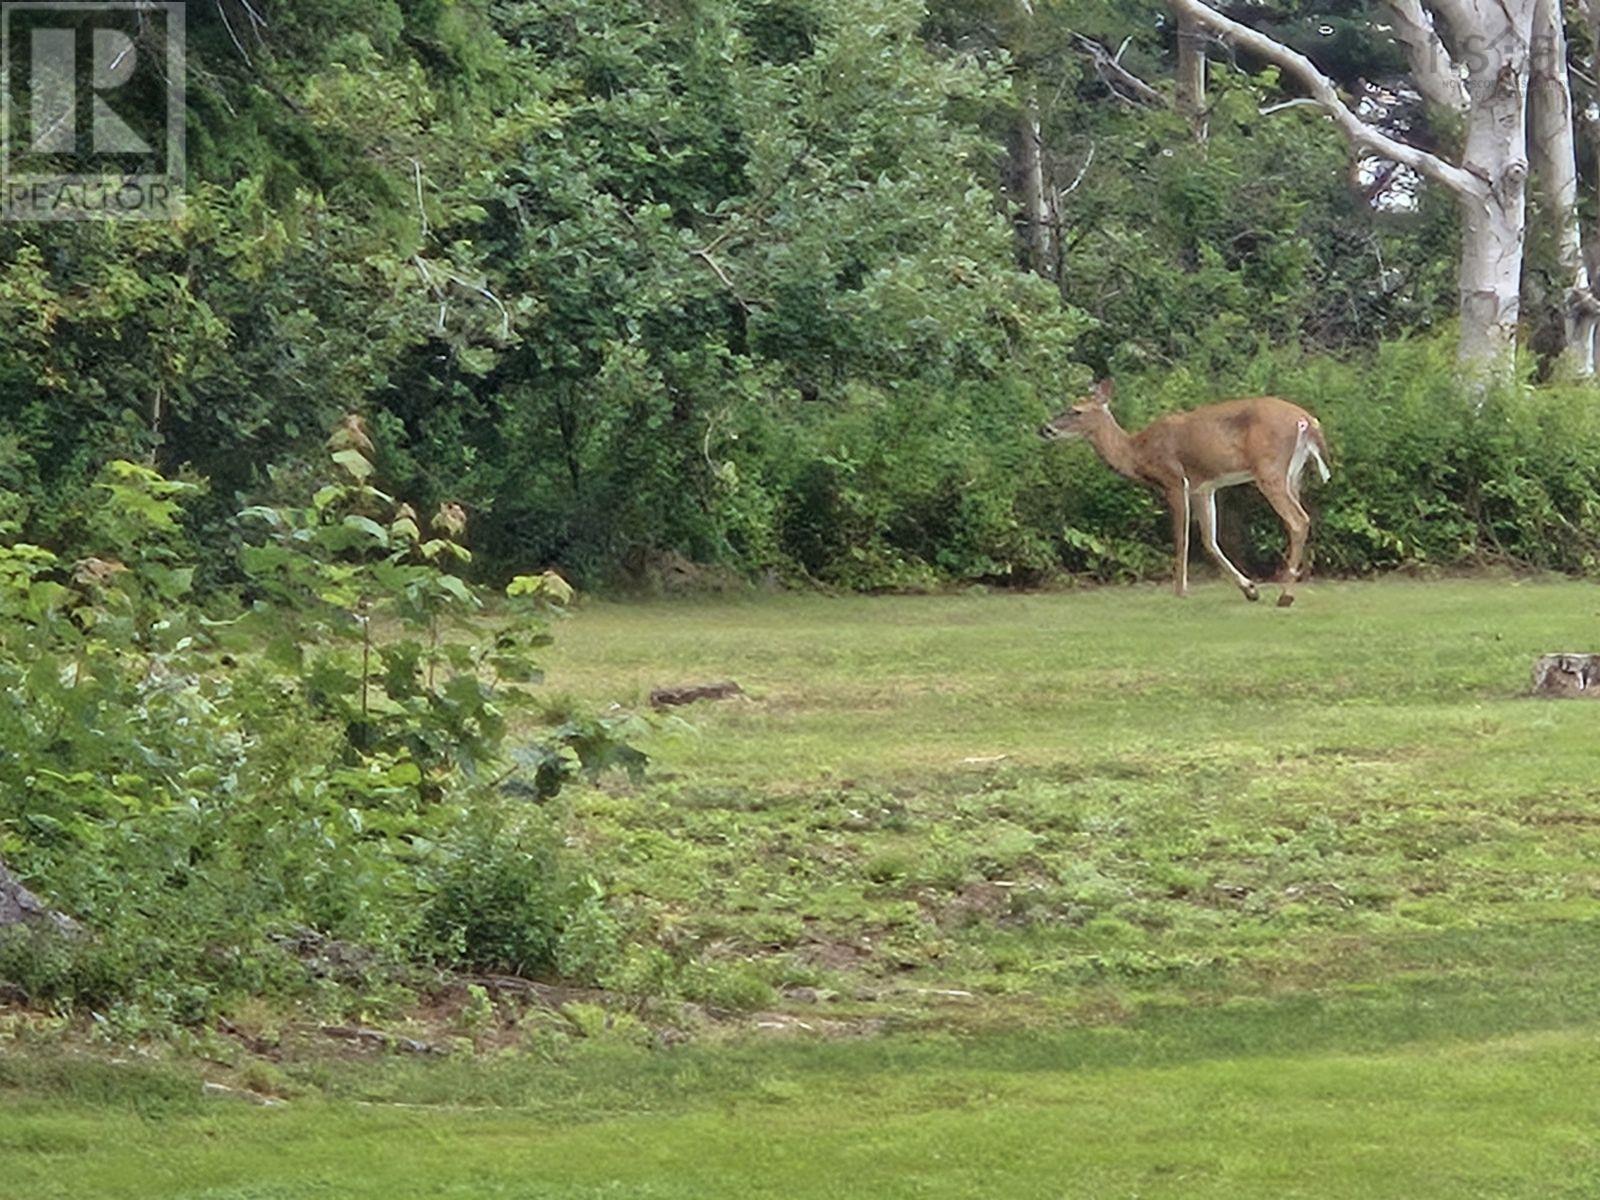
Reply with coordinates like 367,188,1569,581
1117,341,1600,580
3,1,1589,595
654,339,1600,590
2,0,1483,595
0,424,640,1023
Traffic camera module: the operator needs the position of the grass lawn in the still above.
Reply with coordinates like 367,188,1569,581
5,577,1600,1197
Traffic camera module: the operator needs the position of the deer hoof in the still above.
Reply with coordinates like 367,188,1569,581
1277,593,1296,608
1243,584,1260,602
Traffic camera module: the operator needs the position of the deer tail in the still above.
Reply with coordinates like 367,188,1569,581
1302,419,1331,483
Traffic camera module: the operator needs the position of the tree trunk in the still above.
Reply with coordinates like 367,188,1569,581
1012,0,1054,280
1176,11,1208,140
1017,100,1054,278
1385,0,1468,114
1457,192,1528,370
1455,0,1536,374
1529,0,1596,374
1532,652,1600,696
1585,0,1600,369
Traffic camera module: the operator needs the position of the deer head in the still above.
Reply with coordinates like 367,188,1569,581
1039,378,1117,442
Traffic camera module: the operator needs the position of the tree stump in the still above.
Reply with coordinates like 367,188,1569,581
0,856,78,934
1531,654,1600,698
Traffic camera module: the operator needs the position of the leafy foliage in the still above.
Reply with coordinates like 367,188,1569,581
0,420,641,1020
1,0,1589,591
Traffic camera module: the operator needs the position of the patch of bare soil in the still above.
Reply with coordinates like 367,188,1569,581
918,881,1017,930
793,935,877,972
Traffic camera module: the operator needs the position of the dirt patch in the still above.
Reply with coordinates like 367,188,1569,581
625,550,752,595
794,936,877,973
918,881,1017,929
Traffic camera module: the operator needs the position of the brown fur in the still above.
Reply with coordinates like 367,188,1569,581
1040,380,1330,603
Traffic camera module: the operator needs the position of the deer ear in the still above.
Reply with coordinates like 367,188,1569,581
1093,378,1115,406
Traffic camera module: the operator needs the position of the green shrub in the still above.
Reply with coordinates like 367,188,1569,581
1226,341,1600,576
664,337,1600,590
0,420,641,1022
419,814,618,977
1015,340,1600,584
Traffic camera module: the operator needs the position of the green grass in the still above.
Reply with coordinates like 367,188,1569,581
6,1021,1600,1198
547,578,1600,1014
6,577,1600,1197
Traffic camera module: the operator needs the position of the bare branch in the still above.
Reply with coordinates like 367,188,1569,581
236,0,268,38
412,259,513,340
412,256,449,332
213,0,252,64
409,158,430,242
445,272,512,340
694,249,753,313
1169,0,1483,196
1383,0,1468,112
1060,143,1096,196
1071,32,1165,107
1260,98,1322,116
700,225,738,257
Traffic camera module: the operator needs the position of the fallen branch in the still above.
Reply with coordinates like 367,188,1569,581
650,680,746,708
202,1081,286,1106
320,1024,444,1055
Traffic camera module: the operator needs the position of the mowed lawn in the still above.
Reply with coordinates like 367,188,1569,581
543,577,1600,1009
6,578,1600,1198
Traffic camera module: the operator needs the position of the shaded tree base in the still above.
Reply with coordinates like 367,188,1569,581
0,857,78,934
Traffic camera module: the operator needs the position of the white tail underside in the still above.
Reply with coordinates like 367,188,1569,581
1289,419,1331,491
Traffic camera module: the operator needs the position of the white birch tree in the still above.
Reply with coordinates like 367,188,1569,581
1527,0,1597,373
1171,0,1538,376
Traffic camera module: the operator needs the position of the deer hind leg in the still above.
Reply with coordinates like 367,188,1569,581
1196,486,1258,602
1257,479,1310,608
1168,480,1192,597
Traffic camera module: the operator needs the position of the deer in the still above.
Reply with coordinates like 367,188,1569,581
1039,379,1331,607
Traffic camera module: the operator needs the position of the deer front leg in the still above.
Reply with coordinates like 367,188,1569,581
1197,486,1259,602
1167,480,1191,597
